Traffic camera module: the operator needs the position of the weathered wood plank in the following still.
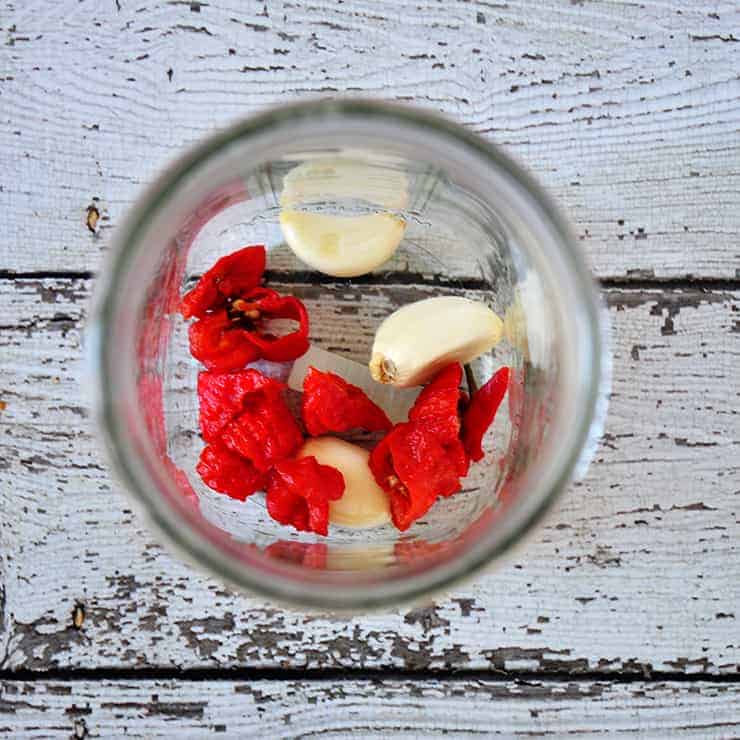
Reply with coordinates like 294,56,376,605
1,1,738,277
0,277,737,673
0,679,738,738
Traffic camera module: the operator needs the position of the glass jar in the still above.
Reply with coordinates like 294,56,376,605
88,99,607,609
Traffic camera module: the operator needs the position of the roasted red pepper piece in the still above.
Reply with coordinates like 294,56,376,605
369,363,510,531
369,421,463,531
188,287,310,371
266,456,345,536
302,366,392,436
461,366,510,462
220,393,303,473
196,440,265,500
408,363,464,441
408,362,469,477
444,436,470,479
180,244,266,319
198,369,285,442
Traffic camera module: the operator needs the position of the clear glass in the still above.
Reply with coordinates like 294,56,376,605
89,100,606,609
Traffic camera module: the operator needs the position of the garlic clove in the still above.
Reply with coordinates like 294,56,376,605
280,210,405,277
369,296,503,387
298,437,391,528
280,158,409,211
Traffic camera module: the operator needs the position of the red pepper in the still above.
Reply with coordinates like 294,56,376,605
444,436,470,479
369,363,479,531
369,421,463,531
196,440,266,500
461,366,510,462
188,287,310,371
229,287,310,362
198,369,285,442
195,368,303,498
180,244,266,319
266,456,345,536
302,366,392,436
408,362,467,445
188,310,261,372
220,393,303,473
407,362,469,478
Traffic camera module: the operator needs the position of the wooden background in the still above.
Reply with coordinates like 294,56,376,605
1,0,738,736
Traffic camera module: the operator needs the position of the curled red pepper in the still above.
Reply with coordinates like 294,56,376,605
302,366,392,436
229,287,310,362
369,421,464,532
266,456,345,536
189,310,261,372
180,244,266,319
198,369,284,443
220,392,303,474
196,440,266,500
188,287,310,371
461,366,510,462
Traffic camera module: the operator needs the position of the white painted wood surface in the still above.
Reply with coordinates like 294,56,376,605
1,279,737,674
2,1,739,278
1,679,738,738
2,1,740,734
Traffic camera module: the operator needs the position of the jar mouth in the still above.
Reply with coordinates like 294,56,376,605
88,99,605,610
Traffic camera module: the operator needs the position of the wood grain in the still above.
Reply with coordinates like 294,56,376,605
0,278,737,674
1,1,739,278
1,679,738,738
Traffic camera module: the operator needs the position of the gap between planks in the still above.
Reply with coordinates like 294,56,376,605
1,269,739,293
0,667,738,685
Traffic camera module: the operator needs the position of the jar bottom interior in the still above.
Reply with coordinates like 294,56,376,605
132,148,562,581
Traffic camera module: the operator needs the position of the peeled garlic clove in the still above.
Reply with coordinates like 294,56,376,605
369,296,503,387
298,437,391,528
280,158,409,211
280,210,405,277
